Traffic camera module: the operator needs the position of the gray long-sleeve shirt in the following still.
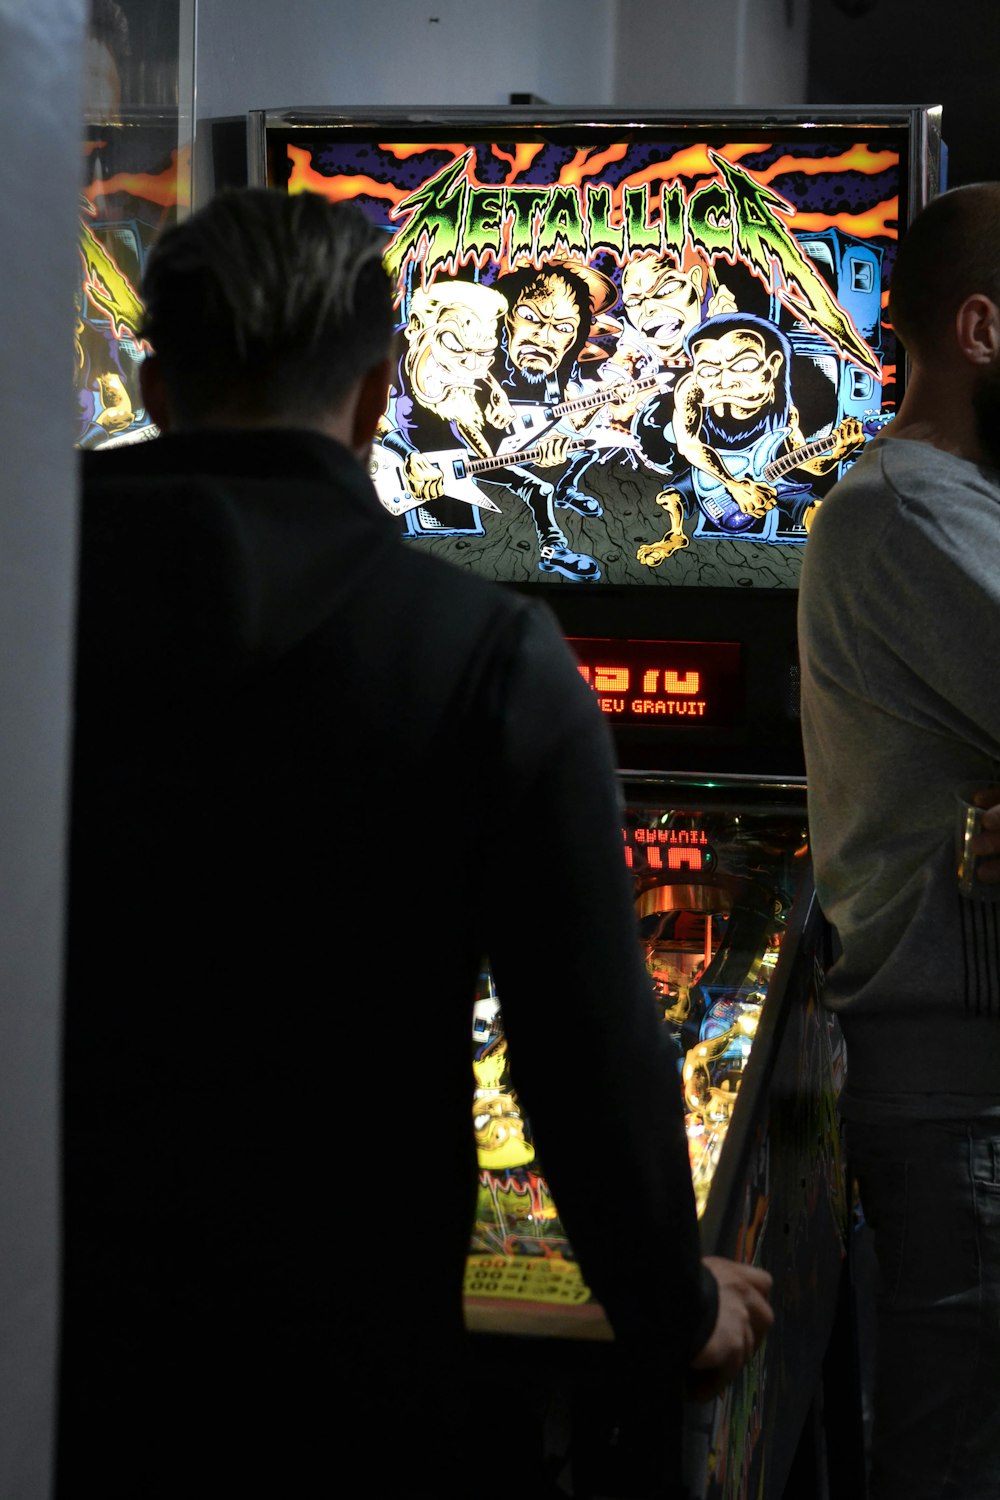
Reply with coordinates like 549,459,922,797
798,436,1000,1106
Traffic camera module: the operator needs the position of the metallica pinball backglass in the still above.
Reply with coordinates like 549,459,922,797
248,104,939,594
248,105,943,1497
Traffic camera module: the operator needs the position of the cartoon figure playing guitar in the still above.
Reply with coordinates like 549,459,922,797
598,248,735,438
490,257,620,521
372,275,602,580
372,279,512,530
635,312,865,566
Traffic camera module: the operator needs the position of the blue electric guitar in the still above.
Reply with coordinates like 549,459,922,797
761,410,892,483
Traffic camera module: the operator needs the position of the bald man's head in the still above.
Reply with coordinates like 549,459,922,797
888,183,1000,362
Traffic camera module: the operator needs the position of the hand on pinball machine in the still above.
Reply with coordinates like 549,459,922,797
685,1256,774,1401
971,786,1000,884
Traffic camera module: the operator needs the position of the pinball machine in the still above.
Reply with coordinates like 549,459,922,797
249,102,944,1497
461,606,854,1499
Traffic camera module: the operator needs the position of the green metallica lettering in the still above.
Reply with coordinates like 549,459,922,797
585,185,626,259
505,188,549,262
464,188,504,264
687,182,735,259
384,152,469,283
709,150,880,375
382,151,882,383
536,185,586,258
623,186,661,250
662,183,686,252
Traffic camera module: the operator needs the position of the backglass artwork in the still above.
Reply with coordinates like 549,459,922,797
252,111,923,589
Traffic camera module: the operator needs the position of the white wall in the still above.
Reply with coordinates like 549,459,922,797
195,0,619,118
613,0,808,107
195,0,807,121
194,0,809,201
0,1,85,1495
740,0,808,105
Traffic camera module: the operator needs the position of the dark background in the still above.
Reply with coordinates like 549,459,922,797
808,0,999,189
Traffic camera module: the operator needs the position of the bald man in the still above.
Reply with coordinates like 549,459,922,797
798,183,1000,1500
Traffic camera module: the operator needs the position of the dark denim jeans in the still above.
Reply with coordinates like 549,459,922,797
846,1117,1000,1500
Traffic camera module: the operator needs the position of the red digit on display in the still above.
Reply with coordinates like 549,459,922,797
594,664,628,692
668,847,704,871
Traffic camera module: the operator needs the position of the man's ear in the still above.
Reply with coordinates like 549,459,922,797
955,294,1000,366
138,353,172,432
352,358,392,450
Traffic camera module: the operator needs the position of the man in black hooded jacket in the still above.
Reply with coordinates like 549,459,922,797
60,187,772,1499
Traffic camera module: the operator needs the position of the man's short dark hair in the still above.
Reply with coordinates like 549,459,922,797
888,183,1000,360
139,188,394,427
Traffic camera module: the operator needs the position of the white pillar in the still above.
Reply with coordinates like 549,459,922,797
0,2,85,1494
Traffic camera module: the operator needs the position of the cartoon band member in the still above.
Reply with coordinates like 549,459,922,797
490,255,622,519
456,255,625,580
584,248,735,438
618,248,736,372
375,270,611,581
633,311,865,565
372,279,513,529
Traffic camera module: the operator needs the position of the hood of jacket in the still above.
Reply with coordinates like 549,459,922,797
77,427,401,700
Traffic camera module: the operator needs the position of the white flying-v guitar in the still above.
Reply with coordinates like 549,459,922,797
497,361,689,455
761,411,891,482
369,436,596,518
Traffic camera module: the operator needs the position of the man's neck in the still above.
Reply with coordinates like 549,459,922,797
889,364,989,466
893,370,983,459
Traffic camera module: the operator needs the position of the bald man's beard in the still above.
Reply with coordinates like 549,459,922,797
972,360,1000,471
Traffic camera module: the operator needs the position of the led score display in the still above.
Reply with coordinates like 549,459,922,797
568,638,741,728
625,825,716,875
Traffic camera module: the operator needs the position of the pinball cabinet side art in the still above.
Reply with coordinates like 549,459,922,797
464,779,856,1500
78,0,195,453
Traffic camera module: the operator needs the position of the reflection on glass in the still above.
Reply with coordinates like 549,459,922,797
78,1,193,451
